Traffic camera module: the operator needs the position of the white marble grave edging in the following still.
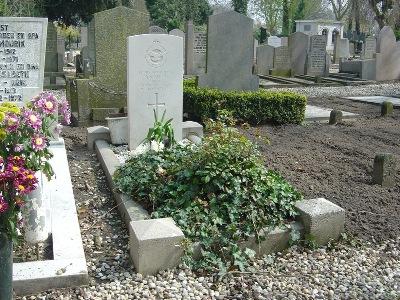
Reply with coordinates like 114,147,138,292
305,105,358,122
344,96,400,108
13,139,88,295
93,139,345,276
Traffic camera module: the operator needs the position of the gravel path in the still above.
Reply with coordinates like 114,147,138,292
17,83,400,300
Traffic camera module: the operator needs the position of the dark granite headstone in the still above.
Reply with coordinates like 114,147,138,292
197,11,259,92
260,27,267,44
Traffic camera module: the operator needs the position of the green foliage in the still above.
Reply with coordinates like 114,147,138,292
142,109,176,147
232,0,249,15
35,0,116,26
183,85,306,125
146,0,211,31
395,29,400,41
114,113,302,272
281,0,290,36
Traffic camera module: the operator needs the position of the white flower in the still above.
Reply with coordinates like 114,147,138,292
150,141,164,152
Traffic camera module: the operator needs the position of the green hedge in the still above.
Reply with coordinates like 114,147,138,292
183,78,306,125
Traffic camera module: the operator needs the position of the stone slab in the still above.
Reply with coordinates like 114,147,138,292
344,96,400,108
13,139,88,295
305,105,358,122
130,218,184,276
295,198,345,246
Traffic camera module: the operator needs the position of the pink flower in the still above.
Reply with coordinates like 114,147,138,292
64,109,71,125
39,93,57,114
25,110,42,129
31,133,46,150
0,198,8,213
54,123,63,134
14,144,24,152
59,99,69,114
5,113,19,132
15,196,24,207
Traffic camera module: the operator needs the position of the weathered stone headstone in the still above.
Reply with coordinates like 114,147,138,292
332,35,340,64
306,35,329,77
289,32,309,75
362,37,376,59
87,21,96,72
338,38,350,60
66,6,150,123
381,101,393,116
256,44,274,75
281,37,288,47
45,23,58,72
197,11,259,92
375,26,400,81
329,110,342,124
268,36,281,47
273,46,290,70
372,153,396,188
57,35,65,72
80,25,88,47
127,34,183,150
184,21,206,75
149,25,167,34
0,17,48,103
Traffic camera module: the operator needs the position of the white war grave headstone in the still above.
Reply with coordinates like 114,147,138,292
0,17,48,104
127,34,183,150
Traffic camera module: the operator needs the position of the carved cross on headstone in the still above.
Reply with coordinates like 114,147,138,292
147,93,165,120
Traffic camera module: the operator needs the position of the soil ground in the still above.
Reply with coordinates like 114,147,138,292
60,95,400,245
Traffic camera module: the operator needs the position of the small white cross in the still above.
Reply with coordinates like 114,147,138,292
147,93,165,120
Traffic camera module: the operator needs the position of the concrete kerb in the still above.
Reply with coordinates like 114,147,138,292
93,138,346,276
13,139,88,295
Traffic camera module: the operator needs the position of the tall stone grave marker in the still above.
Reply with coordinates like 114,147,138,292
362,37,376,59
289,32,309,75
375,26,400,81
45,23,58,72
80,25,88,47
169,28,185,68
127,34,183,150
57,35,65,72
338,38,350,60
272,46,291,74
67,5,149,123
268,36,281,47
184,20,206,75
306,35,329,77
256,44,274,75
197,11,259,92
0,17,48,103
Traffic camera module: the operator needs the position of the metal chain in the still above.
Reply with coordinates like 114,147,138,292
87,81,127,96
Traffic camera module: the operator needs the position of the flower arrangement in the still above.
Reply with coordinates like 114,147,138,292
0,92,71,243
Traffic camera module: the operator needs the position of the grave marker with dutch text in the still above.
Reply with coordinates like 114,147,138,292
0,17,48,103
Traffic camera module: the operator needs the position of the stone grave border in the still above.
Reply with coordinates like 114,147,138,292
13,139,88,295
89,129,345,276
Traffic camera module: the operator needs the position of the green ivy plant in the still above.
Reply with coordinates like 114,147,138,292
141,109,176,148
114,112,302,273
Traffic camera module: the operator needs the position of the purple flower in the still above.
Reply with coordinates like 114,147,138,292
39,93,58,114
59,99,69,114
5,113,19,132
31,133,46,150
25,110,42,129
64,109,71,125
14,144,24,152
54,123,63,134
0,198,8,213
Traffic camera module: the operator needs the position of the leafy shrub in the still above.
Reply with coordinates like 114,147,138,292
183,84,306,125
114,114,302,273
